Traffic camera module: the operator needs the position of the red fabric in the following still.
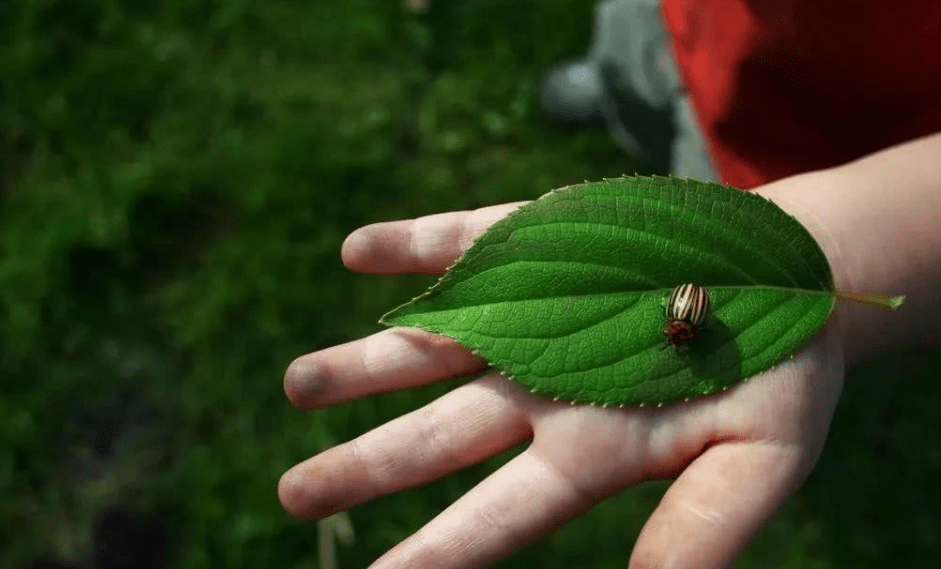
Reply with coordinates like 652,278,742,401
660,1,941,189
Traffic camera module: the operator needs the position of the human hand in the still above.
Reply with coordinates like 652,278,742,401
279,201,847,569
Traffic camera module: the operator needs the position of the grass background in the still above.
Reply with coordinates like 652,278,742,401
1,1,939,568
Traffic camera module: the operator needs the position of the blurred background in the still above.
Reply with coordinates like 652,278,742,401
1,1,939,568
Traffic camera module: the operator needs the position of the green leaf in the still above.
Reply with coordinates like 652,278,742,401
381,176,835,406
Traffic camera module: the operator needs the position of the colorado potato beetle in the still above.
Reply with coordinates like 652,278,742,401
663,283,710,347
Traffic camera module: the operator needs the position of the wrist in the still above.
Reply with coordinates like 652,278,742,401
754,170,864,364
755,135,941,365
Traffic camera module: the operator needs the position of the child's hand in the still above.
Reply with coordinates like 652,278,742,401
279,203,846,569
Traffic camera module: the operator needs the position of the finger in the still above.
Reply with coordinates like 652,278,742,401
629,329,843,569
284,328,486,408
368,447,600,569
342,202,528,274
279,374,532,519
629,441,815,569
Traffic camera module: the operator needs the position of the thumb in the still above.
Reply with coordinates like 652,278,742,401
628,440,814,569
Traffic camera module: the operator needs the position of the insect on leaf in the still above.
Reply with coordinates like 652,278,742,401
381,176,836,407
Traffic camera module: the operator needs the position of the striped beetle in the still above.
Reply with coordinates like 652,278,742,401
663,283,710,347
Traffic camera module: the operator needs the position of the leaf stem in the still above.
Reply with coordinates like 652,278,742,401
835,291,906,310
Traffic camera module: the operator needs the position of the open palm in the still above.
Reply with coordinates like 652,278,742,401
279,202,846,569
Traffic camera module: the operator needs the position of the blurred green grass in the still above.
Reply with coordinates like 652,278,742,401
1,1,938,568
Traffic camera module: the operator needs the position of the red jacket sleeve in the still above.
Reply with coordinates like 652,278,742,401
661,0,941,188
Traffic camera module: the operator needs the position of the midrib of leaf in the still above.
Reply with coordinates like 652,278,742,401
388,284,838,316
389,294,827,368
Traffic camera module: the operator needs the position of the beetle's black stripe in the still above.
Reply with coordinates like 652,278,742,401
666,283,710,326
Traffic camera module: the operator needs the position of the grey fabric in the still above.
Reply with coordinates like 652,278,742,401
539,61,606,126
671,95,717,180
575,0,717,180
590,0,679,109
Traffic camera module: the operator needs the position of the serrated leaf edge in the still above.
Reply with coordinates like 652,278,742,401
378,176,834,408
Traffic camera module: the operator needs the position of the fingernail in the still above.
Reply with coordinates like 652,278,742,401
341,230,371,269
